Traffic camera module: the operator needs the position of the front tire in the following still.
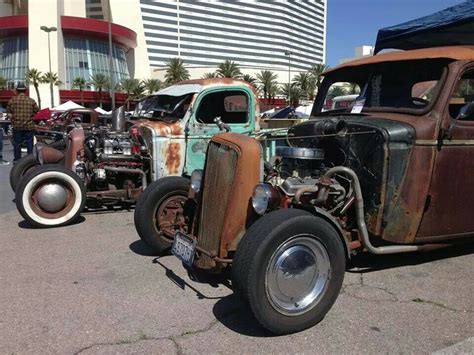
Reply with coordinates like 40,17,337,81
134,176,190,254
16,165,86,228
232,209,346,334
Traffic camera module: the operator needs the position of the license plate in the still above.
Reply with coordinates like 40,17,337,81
171,232,197,267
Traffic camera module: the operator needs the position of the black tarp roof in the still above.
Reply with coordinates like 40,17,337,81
375,1,474,53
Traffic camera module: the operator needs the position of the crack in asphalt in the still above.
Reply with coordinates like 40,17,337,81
73,307,242,354
341,270,471,314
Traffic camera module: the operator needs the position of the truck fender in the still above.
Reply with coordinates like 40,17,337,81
293,205,351,260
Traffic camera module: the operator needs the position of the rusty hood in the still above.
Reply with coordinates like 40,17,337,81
134,119,185,137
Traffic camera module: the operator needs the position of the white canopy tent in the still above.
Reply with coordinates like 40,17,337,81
52,100,84,111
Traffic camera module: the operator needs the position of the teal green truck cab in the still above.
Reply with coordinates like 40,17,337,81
134,78,289,180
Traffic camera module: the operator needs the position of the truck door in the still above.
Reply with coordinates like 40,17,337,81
184,87,255,174
417,67,474,239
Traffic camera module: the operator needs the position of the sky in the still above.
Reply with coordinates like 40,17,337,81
326,0,466,66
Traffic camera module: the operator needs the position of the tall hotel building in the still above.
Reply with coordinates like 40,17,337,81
0,0,326,108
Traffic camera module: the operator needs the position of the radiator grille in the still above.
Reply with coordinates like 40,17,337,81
195,141,238,269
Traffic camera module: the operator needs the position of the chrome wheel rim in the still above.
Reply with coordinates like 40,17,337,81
265,235,330,316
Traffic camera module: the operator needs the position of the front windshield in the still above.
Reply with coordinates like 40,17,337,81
316,59,449,115
133,93,193,121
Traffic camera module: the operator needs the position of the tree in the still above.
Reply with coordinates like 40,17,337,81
309,63,329,91
121,78,145,110
349,83,360,95
26,68,43,109
202,72,218,79
0,76,6,90
164,57,190,85
216,60,242,78
242,74,257,87
327,85,348,98
90,73,110,108
256,70,279,100
42,72,62,108
280,83,305,107
143,78,163,94
293,72,311,93
72,77,87,106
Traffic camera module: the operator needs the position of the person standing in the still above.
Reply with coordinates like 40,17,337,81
0,123,8,165
7,83,39,163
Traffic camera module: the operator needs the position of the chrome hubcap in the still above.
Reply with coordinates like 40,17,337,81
265,235,330,316
36,183,68,213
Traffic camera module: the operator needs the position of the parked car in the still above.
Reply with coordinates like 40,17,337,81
14,78,291,227
134,45,474,334
15,115,150,227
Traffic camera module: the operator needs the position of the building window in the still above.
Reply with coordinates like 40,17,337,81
64,37,130,90
0,36,28,87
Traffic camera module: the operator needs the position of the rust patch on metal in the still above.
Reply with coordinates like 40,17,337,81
166,143,181,174
140,120,184,137
381,146,436,244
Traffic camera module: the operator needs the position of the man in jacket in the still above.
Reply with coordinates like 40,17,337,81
7,83,39,162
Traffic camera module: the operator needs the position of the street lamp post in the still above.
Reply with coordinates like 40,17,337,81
107,0,116,111
40,25,57,108
284,50,293,107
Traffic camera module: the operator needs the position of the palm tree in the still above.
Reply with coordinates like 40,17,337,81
90,73,110,108
143,78,163,94
26,68,43,109
72,77,87,106
293,72,312,93
256,70,278,100
309,63,329,91
216,60,242,78
0,76,6,90
164,57,190,85
349,83,360,95
268,82,280,102
121,78,145,110
280,83,305,107
242,74,257,87
202,72,218,79
306,76,318,100
328,86,348,98
42,72,62,108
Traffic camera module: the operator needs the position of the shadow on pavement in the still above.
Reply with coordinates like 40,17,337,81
17,215,86,229
152,257,230,299
129,239,161,257
212,295,272,337
348,242,474,273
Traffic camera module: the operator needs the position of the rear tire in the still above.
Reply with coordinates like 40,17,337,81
10,155,40,192
16,165,86,228
134,176,190,254
232,208,346,334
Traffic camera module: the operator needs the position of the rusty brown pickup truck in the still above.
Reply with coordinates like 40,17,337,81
134,46,474,334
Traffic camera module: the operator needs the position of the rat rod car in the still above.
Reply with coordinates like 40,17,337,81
10,108,111,192
15,109,150,227
134,46,474,334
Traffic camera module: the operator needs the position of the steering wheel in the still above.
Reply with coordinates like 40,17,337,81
412,97,429,106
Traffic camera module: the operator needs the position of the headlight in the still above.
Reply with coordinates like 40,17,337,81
190,169,203,193
252,183,280,215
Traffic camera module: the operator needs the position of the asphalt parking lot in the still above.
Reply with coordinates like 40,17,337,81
0,140,473,354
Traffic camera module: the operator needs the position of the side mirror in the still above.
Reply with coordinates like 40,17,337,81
456,102,474,120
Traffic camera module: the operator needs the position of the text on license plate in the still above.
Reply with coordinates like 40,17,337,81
171,232,196,266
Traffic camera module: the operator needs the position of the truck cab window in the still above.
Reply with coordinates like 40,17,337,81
449,70,474,120
323,82,360,111
196,90,248,124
